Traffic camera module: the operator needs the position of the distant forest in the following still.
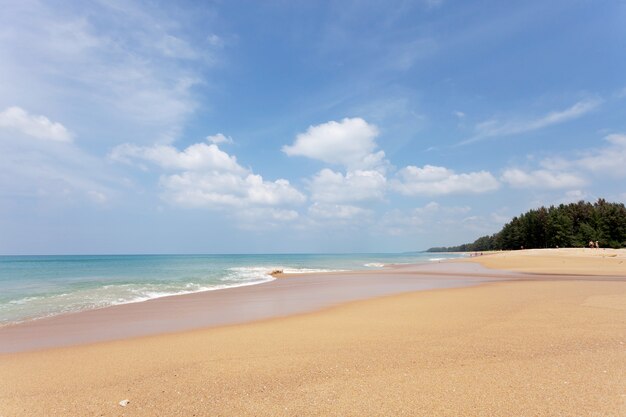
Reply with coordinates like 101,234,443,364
428,199,626,252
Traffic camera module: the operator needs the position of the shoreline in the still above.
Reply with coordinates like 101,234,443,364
0,261,508,353
2,249,625,354
0,274,278,329
0,254,463,330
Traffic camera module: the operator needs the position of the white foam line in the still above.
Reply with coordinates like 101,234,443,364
111,277,276,306
0,277,276,328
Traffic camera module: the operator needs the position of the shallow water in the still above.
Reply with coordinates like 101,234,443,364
0,253,464,324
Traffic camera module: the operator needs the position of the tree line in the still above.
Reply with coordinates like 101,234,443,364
428,199,626,252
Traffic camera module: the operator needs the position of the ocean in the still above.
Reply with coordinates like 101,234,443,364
0,252,463,325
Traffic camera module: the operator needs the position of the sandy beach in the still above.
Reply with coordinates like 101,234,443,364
1,249,625,416
464,247,626,276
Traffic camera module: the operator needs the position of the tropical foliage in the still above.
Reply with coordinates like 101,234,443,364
428,199,626,252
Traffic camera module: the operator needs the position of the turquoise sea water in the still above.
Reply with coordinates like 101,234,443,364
0,253,463,325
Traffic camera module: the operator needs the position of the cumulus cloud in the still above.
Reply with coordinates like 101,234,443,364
392,165,499,196
110,142,245,173
461,99,602,145
282,117,386,170
309,169,386,203
160,172,305,209
501,168,586,189
283,117,390,220
0,106,72,142
111,138,305,213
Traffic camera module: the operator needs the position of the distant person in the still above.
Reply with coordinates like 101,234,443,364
595,241,600,249
589,240,594,248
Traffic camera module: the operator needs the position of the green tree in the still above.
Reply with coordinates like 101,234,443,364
428,199,626,252
547,210,574,248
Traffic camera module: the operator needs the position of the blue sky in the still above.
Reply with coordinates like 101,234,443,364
1,0,625,254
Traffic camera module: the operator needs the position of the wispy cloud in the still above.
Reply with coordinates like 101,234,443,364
0,127,117,204
573,133,626,177
499,133,626,192
460,99,602,145
0,0,220,145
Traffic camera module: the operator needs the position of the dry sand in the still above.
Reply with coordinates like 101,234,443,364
1,250,625,416
464,247,626,276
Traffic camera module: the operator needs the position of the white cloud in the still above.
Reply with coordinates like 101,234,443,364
110,142,245,173
309,169,386,203
282,117,386,170
160,171,305,209
575,134,626,176
392,165,499,195
498,133,626,194
206,133,233,145
501,168,586,189
112,139,306,213
523,133,626,181
462,99,602,145
0,107,72,142
605,133,626,146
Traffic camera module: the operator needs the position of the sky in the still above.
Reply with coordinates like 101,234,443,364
1,0,625,254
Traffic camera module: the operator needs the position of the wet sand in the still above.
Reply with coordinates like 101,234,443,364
0,262,508,353
0,252,625,416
